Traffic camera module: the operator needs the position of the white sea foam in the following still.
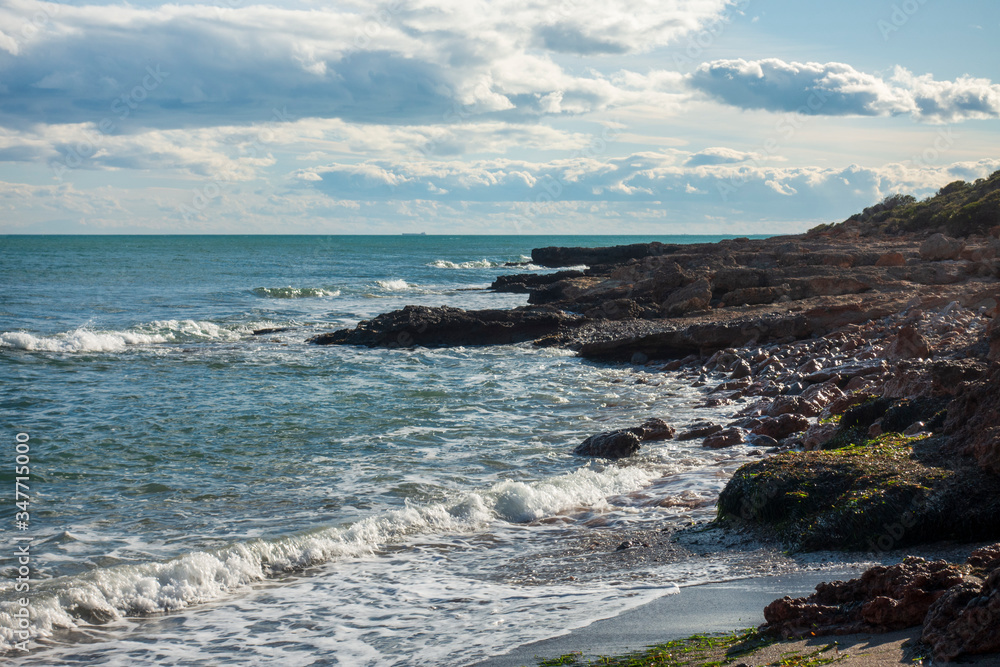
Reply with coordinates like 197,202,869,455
428,259,504,269
0,329,170,353
375,279,414,291
0,462,657,653
252,287,340,299
0,320,257,353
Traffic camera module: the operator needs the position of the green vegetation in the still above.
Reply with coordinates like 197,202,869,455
716,433,952,551
812,169,1000,237
531,629,846,667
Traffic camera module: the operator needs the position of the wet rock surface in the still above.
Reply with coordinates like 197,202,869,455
573,418,676,458
308,305,584,347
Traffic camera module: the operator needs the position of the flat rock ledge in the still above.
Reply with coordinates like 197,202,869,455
308,304,584,348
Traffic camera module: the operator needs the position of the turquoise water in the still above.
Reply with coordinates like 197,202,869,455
2,235,782,666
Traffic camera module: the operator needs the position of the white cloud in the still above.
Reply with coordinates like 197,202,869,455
0,0,728,129
303,151,1000,216
8,157,998,234
688,58,1000,122
685,146,757,166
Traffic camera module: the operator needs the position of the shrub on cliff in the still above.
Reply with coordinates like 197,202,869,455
834,169,1000,238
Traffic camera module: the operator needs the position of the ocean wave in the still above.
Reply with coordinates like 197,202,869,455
0,329,170,353
428,259,504,269
374,279,415,292
252,287,340,299
0,462,655,652
0,320,259,353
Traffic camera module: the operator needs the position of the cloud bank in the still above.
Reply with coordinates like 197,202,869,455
689,59,1000,122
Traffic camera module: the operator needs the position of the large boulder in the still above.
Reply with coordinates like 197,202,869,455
875,251,907,267
573,429,641,458
661,278,712,317
920,233,966,261
635,418,676,441
888,325,931,360
922,571,1000,661
751,413,810,440
703,427,746,449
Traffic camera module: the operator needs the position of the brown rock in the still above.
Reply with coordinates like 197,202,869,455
826,391,874,415
888,325,931,360
989,317,1000,363
703,427,746,449
919,233,966,261
677,422,723,440
661,278,712,317
801,382,846,411
944,364,1000,475
875,252,907,267
766,395,821,418
802,422,838,450
762,557,964,639
719,286,785,307
730,359,752,379
922,571,1000,661
635,418,676,441
968,543,1000,570
751,413,811,440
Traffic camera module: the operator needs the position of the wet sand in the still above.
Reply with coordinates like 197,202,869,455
474,568,865,667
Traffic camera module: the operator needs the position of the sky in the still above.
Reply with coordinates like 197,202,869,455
1,0,999,234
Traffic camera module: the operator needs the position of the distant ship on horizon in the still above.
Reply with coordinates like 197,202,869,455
401,232,427,236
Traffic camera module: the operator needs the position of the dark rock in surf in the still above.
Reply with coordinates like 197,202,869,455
308,305,584,348
573,430,642,459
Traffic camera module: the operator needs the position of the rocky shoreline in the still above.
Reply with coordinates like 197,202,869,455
311,173,1000,662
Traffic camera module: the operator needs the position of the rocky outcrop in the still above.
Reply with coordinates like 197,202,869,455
944,364,1000,475
922,571,1000,661
760,545,1000,662
531,242,675,268
677,422,722,440
308,305,584,348
661,277,712,316
490,270,586,293
763,558,963,638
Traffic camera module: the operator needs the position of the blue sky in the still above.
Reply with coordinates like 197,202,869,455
1,0,998,233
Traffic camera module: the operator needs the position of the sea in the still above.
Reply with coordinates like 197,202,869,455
0,235,855,666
